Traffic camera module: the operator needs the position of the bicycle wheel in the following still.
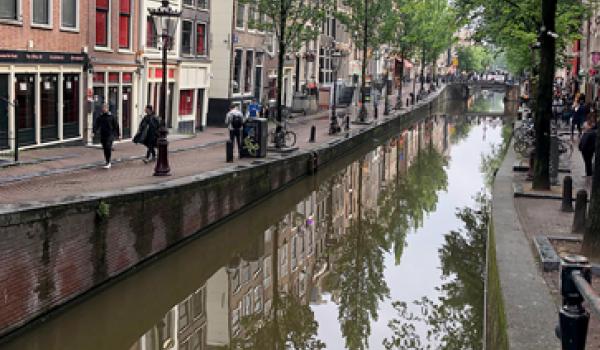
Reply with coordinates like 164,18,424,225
285,131,297,147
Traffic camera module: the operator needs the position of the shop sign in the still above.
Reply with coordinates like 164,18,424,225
0,50,87,64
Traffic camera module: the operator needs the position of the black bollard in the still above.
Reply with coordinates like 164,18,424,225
309,125,316,143
406,98,409,107
561,176,574,212
572,190,588,234
374,106,378,119
345,115,350,130
226,141,233,163
558,255,591,350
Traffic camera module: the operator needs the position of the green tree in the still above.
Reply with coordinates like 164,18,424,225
456,45,493,74
239,0,333,146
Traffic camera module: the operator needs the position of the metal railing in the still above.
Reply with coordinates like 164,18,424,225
557,254,600,350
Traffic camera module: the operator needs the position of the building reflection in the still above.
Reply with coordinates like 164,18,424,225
130,114,456,350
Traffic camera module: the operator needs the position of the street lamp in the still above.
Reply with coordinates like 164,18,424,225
330,44,347,135
383,52,390,116
149,0,181,176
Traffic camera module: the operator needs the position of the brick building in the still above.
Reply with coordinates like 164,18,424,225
0,0,89,151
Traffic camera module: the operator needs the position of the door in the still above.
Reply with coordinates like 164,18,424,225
167,83,174,128
15,74,36,146
40,74,59,142
0,74,8,150
93,86,105,144
63,74,80,139
108,86,119,138
196,89,204,130
122,86,132,138
254,67,262,101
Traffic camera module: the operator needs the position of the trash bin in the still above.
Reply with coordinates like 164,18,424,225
241,118,268,158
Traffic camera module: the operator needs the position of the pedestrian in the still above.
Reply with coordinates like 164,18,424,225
225,104,246,157
93,104,120,169
246,98,261,119
572,94,586,138
579,114,597,177
134,105,160,163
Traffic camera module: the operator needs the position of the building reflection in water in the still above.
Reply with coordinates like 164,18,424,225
130,114,501,350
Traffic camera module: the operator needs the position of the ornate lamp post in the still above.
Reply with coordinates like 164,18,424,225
330,44,346,134
149,0,181,176
383,51,390,116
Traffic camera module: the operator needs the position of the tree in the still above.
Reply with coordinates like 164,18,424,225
239,0,333,147
337,0,394,121
456,45,493,74
389,0,419,108
582,125,600,262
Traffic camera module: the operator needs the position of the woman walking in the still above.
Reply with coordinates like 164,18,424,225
93,104,120,169
579,113,597,177
135,105,160,163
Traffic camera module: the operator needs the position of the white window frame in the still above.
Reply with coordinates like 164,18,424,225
60,0,79,32
0,0,22,24
180,19,194,57
95,0,112,50
31,0,52,29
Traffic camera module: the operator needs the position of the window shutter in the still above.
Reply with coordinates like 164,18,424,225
95,11,108,46
119,15,130,48
196,24,205,55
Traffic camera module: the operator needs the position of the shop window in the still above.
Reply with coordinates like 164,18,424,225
181,20,192,55
122,73,132,83
32,0,50,26
119,0,131,49
61,0,77,28
63,74,80,138
179,90,194,116
146,16,158,48
108,72,119,83
233,49,242,94
93,72,105,83
235,4,244,29
245,51,254,93
96,0,109,47
196,23,206,56
0,0,18,20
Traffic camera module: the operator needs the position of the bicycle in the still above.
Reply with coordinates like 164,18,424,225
269,118,297,148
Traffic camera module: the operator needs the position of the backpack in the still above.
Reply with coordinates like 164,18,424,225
231,114,243,129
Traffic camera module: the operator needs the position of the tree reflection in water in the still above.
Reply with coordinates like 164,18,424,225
383,195,489,350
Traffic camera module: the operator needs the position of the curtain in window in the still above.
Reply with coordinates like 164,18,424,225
61,0,76,27
33,0,49,24
196,24,205,56
119,0,130,48
0,0,17,20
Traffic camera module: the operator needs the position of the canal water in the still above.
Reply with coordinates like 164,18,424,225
1,91,509,350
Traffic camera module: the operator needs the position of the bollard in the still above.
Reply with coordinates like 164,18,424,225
374,106,378,119
226,140,233,163
561,176,574,212
345,115,350,130
406,98,409,107
558,255,591,350
572,190,588,234
309,125,316,143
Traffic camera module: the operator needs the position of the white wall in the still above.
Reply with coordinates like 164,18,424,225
206,267,230,347
209,0,234,99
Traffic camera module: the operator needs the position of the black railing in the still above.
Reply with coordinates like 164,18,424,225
557,254,600,350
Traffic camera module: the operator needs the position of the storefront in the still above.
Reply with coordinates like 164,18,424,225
178,62,210,133
0,50,86,152
145,63,178,130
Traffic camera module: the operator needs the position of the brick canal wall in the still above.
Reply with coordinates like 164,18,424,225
0,84,463,339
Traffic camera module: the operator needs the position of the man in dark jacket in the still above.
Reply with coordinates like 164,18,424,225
94,104,120,169
135,105,160,163
579,123,597,176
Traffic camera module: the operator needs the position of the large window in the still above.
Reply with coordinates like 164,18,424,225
61,0,77,28
96,0,109,47
0,0,18,20
119,0,131,49
235,4,245,29
196,23,206,56
247,6,255,29
233,49,242,94
181,20,192,55
245,51,253,93
179,90,194,116
146,16,158,48
197,0,208,9
32,0,50,26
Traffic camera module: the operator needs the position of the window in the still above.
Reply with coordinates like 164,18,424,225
96,0,109,47
235,4,244,29
32,0,50,25
181,20,192,55
196,23,206,56
0,0,18,20
233,49,242,94
119,0,131,49
146,16,158,48
247,6,255,29
183,0,193,6
245,51,253,93
191,287,205,319
61,0,76,28
178,299,190,331
197,0,208,9
179,90,194,116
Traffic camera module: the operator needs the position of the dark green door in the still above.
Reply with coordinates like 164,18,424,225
63,74,80,139
122,86,132,139
40,74,59,142
15,74,36,146
0,74,8,150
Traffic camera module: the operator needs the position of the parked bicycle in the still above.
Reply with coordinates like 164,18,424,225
268,117,297,148
513,119,572,159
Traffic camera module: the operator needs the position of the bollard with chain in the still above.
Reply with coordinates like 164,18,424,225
572,190,588,234
226,141,233,163
558,255,592,350
309,125,316,143
561,176,574,212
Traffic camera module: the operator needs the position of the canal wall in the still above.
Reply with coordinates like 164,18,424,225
0,85,462,339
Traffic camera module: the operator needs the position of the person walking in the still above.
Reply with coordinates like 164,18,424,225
246,98,261,119
572,94,586,138
579,115,597,177
225,104,246,157
93,104,120,169
134,105,160,163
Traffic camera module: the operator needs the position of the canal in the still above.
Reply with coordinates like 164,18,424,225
1,91,509,350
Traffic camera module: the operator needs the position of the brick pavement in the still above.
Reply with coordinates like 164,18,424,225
0,84,433,206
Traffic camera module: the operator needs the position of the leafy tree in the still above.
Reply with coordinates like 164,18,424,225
456,45,493,74
239,0,333,146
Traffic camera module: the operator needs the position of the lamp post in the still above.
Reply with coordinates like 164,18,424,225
149,0,181,176
383,53,390,116
330,44,346,135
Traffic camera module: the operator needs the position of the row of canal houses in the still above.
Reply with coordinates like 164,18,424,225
130,116,455,349
0,0,361,153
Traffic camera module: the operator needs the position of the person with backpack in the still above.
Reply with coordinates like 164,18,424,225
225,104,247,157
93,104,120,169
134,105,160,163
